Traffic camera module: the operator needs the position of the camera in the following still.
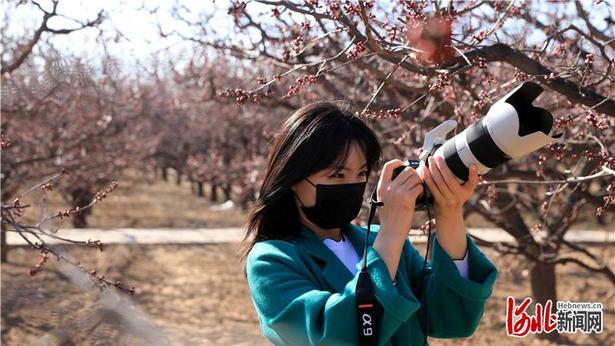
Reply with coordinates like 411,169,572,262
372,81,563,211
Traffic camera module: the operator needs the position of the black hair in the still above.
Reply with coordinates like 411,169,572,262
239,100,382,269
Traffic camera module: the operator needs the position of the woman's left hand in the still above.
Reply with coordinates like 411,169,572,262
418,155,480,219
417,155,480,260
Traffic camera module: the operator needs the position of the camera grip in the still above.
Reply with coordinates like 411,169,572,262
390,159,433,211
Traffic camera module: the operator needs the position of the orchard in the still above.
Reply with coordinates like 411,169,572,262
1,1,613,345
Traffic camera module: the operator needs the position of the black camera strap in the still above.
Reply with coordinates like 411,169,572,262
356,164,434,346
355,193,384,346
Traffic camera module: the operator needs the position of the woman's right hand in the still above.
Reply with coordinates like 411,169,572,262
376,159,424,239
372,159,424,281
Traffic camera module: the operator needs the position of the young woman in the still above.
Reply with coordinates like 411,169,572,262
241,101,498,345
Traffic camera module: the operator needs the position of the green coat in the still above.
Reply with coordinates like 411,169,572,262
246,223,498,345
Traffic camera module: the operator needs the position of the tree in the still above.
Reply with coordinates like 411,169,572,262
1,0,104,74
2,50,160,230
0,170,136,294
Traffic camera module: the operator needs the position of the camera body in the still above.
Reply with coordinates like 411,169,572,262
390,159,434,211
368,157,435,212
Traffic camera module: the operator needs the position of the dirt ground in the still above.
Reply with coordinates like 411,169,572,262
16,169,614,231
2,239,613,346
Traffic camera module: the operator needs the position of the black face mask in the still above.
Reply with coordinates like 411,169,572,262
294,177,367,229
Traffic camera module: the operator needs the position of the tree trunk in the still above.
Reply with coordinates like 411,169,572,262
530,261,559,341
595,212,606,225
2,188,15,262
239,186,255,210
197,182,204,197
223,184,232,201
1,222,7,263
210,183,218,202
161,166,168,182
70,188,94,228
72,211,89,228
175,169,182,185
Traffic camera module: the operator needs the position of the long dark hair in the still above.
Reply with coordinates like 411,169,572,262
239,100,382,268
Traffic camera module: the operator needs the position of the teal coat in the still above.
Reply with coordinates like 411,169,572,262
246,223,498,345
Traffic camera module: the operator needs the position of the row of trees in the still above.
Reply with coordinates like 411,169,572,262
0,1,277,281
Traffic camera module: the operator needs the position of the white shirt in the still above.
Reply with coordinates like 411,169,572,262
322,234,362,276
322,234,469,278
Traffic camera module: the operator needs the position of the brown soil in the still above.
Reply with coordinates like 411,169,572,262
15,169,614,231
2,241,613,346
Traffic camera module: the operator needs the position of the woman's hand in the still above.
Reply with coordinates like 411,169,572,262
376,159,424,238
417,155,480,260
373,159,424,280
418,156,479,219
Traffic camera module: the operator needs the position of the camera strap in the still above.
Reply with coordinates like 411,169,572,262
355,189,384,346
356,169,434,346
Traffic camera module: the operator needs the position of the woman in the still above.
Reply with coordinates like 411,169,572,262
241,101,498,345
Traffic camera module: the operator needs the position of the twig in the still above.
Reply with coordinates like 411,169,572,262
361,54,410,115
479,165,614,186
